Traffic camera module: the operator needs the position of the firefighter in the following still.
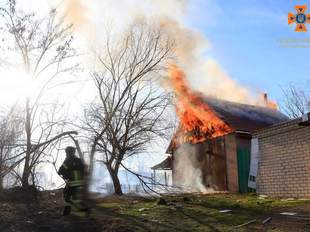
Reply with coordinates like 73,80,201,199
58,146,88,216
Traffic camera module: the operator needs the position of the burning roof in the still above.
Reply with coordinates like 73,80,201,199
203,97,288,133
167,65,289,152
169,65,234,145
166,97,288,154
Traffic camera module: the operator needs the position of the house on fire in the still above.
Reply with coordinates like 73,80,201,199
152,97,288,193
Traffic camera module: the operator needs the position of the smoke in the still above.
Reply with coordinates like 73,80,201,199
195,59,254,103
157,20,256,104
62,0,88,30
174,143,216,193
59,0,254,104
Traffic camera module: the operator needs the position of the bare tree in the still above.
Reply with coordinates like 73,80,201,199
280,84,310,119
0,105,23,190
0,0,78,188
83,22,174,195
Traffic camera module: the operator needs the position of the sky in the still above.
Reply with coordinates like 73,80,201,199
185,0,310,103
1,0,308,106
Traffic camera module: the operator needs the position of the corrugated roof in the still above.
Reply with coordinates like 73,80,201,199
204,97,289,132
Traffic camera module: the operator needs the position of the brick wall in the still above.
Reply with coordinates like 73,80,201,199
254,118,310,198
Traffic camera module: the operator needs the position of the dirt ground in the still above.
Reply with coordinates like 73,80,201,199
1,188,310,232
0,187,103,232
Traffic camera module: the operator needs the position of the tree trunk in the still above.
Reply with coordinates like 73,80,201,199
107,165,123,195
22,99,31,188
21,158,30,188
0,175,3,191
111,172,123,195
0,166,2,191
85,143,96,192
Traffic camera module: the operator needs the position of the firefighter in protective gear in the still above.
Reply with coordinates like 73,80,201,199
58,146,88,216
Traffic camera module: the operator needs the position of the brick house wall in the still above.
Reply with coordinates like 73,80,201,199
254,118,310,198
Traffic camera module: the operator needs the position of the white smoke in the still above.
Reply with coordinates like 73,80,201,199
192,59,254,103
173,144,207,192
173,143,224,193
55,0,256,104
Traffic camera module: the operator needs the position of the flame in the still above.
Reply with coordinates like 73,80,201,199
266,101,277,110
169,65,234,145
260,93,278,110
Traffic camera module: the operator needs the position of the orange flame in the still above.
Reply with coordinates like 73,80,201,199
267,101,277,109
261,93,278,110
169,65,234,145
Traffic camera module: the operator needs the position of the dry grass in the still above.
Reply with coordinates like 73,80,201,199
1,190,310,231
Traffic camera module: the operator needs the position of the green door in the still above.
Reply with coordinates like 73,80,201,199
237,148,251,193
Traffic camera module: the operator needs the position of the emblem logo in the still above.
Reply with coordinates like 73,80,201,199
288,5,310,32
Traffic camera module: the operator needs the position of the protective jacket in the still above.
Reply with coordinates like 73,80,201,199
58,156,85,187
